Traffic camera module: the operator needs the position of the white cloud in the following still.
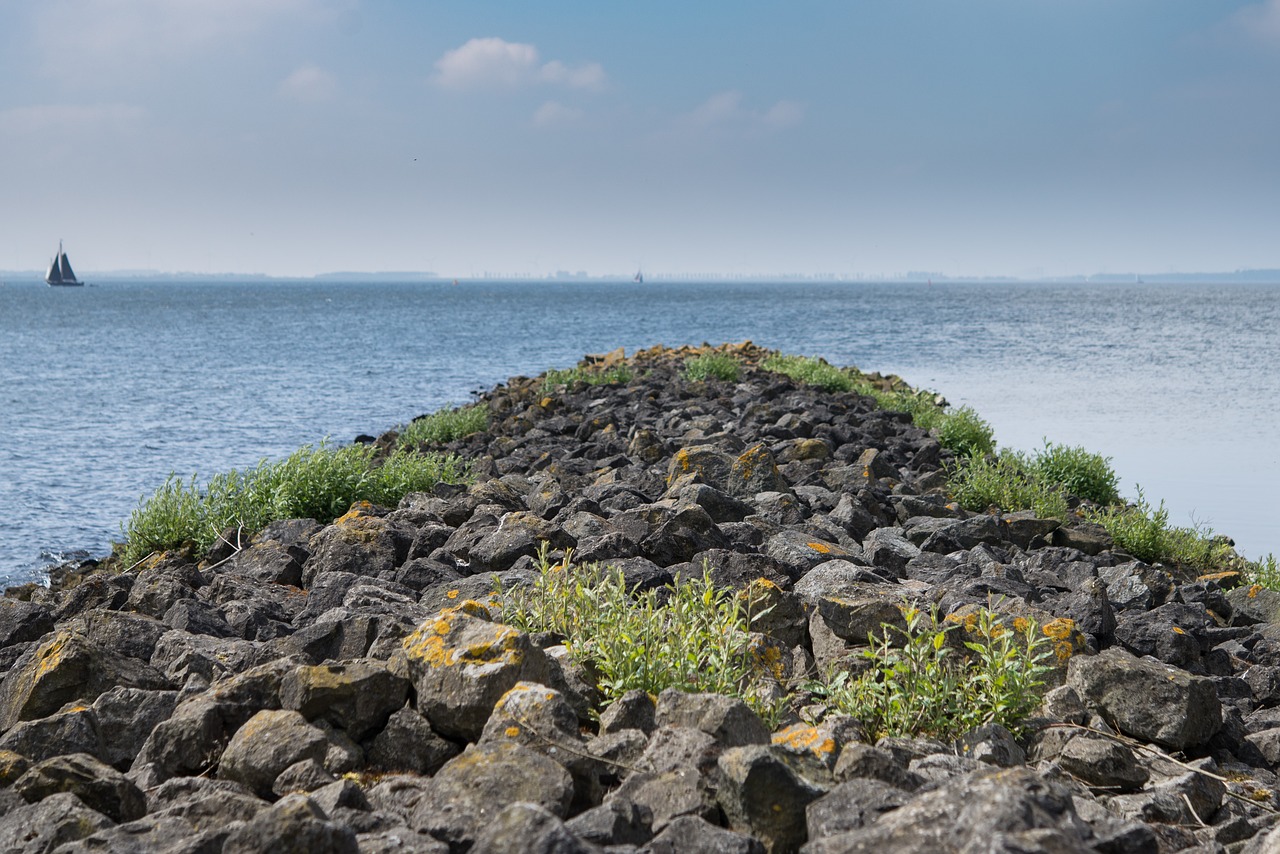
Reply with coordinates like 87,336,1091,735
532,101,584,127
687,91,804,130
34,0,350,76
432,37,605,91
1230,0,1280,45
0,103,145,135
279,65,336,102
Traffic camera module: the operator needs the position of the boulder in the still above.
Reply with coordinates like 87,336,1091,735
222,793,358,854
13,752,146,823
716,745,824,854
1066,647,1222,750
280,660,410,741
218,709,334,798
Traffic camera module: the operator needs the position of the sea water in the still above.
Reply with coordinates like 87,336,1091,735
1,278,1277,588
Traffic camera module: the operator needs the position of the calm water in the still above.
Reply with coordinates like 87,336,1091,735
2,279,1277,587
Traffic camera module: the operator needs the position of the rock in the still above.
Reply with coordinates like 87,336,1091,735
805,778,912,840
470,802,596,854
832,743,923,791
607,726,723,832
0,599,55,648
956,723,1026,767
365,706,460,775
0,628,172,730
400,603,554,741
765,533,860,580
566,797,653,847
770,717,863,785
1053,732,1150,791
13,752,146,823
280,660,410,742
223,793,358,854
599,690,657,735
654,689,771,748
716,745,824,854
272,758,339,796
218,709,333,798
408,741,575,850
643,814,766,854
1066,647,1222,750
0,704,103,765
0,792,114,853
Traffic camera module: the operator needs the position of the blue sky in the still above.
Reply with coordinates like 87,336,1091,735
3,0,1279,277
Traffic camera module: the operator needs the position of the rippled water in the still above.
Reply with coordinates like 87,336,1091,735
2,278,1277,587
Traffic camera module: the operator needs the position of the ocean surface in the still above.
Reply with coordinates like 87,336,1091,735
2,278,1277,588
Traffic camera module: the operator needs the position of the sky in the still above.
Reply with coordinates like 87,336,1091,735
3,0,1279,279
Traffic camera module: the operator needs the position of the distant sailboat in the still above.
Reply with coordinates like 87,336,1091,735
634,269,644,284
45,241,83,287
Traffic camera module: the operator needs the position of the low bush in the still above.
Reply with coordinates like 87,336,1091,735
1245,554,1280,589
683,351,741,383
499,550,771,716
813,604,1053,740
120,443,470,566
1086,487,1237,573
948,452,1070,518
542,363,634,391
761,353,855,392
1027,441,1119,505
397,404,488,448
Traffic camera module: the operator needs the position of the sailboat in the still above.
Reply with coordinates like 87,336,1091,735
45,241,83,287
633,269,644,284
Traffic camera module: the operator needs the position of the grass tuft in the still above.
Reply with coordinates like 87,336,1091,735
120,443,470,566
542,364,634,392
1026,440,1119,506
1086,487,1237,573
683,351,741,383
397,404,488,448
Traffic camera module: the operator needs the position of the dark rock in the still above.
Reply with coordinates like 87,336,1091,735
280,660,409,742
643,814,766,854
806,778,911,839
0,599,55,648
600,690,657,735
470,802,596,854
716,744,824,853
654,689,770,748
13,752,146,822
218,709,334,798
222,793,358,854
365,706,460,775
0,792,114,853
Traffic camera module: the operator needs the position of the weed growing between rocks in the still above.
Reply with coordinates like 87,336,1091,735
683,351,742,383
397,404,488,448
1026,440,1120,505
120,443,469,566
949,441,1118,518
541,363,634,392
811,604,1053,741
761,353,995,456
1245,553,1280,588
1087,487,1237,573
498,548,777,719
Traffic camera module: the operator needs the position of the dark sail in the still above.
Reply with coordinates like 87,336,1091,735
46,241,82,286
58,251,76,283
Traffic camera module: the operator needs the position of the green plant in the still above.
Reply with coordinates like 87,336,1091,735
948,452,1069,518
499,549,776,718
542,363,634,392
762,353,856,392
1245,554,1280,589
397,404,488,448
1087,487,1236,572
120,443,469,566
1028,441,1119,505
813,604,1052,740
683,351,741,383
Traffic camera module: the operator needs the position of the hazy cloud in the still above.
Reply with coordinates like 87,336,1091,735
0,103,145,134
1230,0,1280,46
279,64,336,102
532,101,584,127
687,91,804,130
432,37,605,91
34,0,348,76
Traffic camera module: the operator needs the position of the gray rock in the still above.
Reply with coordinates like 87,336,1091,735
365,706,460,775
52,814,229,854
654,689,770,748
769,717,864,785
1054,733,1149,791
272,758,339,796
0,791,114,854
400,605,554,741
599,689,657,735
217,709,333,798
566,797,653,847
222,793,358,854
91,686,180,770
0,704,104,765
14,752,146,823
641,814,766,854
716,744,824,854
471,802,597,854
806,778,911,839
607,727,722,832
957,723,1026,767
144,776,267,824
1066,647,1222,750
765,533,861,580
408,741,575,850
280,660,410,741
1098,562,1174,612
0,599,55,648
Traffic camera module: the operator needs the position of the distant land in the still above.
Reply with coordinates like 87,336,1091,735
3,268,1280,284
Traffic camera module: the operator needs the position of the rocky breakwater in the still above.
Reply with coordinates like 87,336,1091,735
1,342,1279,853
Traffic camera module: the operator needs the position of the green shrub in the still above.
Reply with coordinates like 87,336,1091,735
1245,554,1280,589
398,404,488,448
813,604,1052,740
761,353,855,392
542,363,634,392
683,352,741,383
1028,441,1119,505
120,443,469,566
1087,487,1236,572
499,550,774,717
934,405,996,457
948,452,1069,518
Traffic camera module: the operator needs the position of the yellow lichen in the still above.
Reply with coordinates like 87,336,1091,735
807,542,832,554
504,726,521,738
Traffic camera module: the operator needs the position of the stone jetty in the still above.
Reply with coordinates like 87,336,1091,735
1,342,1279,853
